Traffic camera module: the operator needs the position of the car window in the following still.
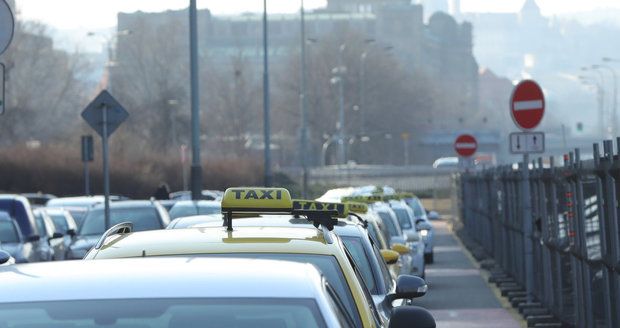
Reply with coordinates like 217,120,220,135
198,205,220,215
68,210,87,228
341,236,377,294
79,207,162,236
34,214,49,238
410,199,425,217
324,282,355,328
49,215,68,232
378,212,399,237
204,253,362,328
343,247,383,327
169,205,198,220
393,208,413,229
367,223,381,245
0,221,19,243
370,239,393,291
0,298,327,328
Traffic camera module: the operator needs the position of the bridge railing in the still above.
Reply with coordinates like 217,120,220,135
461,139,620,328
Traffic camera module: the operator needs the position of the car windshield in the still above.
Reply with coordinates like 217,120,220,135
0,221,19,243
393,208,412,229
0,298,326,328
378,212,399,237
49,214,69,232
204,253,362,328
408,199,425,218
79,207,161,236
341,236,377,295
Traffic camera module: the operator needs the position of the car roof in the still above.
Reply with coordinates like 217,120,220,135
90,200,157,209
190,215,366,237
0,257,325,303
89,226,341,259
0,194,29,203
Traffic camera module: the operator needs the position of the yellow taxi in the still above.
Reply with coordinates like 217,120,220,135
85,187,434,327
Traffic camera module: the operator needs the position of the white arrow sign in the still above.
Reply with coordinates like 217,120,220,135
509,132,545,154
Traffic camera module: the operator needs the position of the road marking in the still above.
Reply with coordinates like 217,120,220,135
513,100,543,111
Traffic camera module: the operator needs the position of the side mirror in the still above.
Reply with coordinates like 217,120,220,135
394,275,428,299
27,235,40,242
381,249,400,265
391,243,410,255
66,229,76,237
428,211,440,220
417,221,432,231
0,250,14,265
389,306,436,328
51,232,64,239
405,230,420,242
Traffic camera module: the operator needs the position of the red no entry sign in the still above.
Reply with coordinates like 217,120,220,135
454,134,477,157
510,80,545,130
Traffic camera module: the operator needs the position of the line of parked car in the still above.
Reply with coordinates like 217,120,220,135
0,186,441,327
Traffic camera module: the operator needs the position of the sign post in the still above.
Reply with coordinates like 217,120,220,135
0,63,5,115
81,90,128,231
0,0,15,115
81,135,94,195
454,134,477,169
510,79,545,304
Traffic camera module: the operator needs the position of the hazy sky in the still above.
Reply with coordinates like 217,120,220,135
14,0,620,30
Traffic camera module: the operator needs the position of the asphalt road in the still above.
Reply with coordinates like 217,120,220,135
414,220,523,328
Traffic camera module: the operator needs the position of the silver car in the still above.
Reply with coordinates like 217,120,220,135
403,196,435,263
389,200,426,278
0,257,352,328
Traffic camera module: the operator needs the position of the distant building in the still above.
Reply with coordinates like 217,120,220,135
113,0,479,164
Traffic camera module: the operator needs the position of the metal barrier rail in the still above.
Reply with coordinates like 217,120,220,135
461,139,620,328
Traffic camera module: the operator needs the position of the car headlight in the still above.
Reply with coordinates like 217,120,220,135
420,229,429,237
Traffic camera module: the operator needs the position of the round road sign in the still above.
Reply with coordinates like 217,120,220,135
454,134,477,157
0,0,14,56
510,80,545,130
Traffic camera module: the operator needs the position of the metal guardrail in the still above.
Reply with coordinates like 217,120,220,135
460,139,620,328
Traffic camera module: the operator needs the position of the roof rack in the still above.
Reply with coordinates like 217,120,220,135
94,222,133,250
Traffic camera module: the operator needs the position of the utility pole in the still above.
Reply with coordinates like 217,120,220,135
189,0,202,200
596,63,618,137
299,0,309,197
338,44,346,166
263,0,272,187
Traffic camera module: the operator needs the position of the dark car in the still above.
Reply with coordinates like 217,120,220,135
66,200,170,260
0,212,43,263
33,209,66,261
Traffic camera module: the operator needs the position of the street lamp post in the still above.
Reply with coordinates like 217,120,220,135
336,44,346,166
582,67,608,138
299,0,309,197
579,75,605,139
596,61,618,137
189,0,202,200
263,0,272,187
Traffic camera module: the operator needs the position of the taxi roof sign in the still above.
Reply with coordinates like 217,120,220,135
221,188,292,213
293,200,348,218
341,195,382,203
397,192,414,199
344,202,368,214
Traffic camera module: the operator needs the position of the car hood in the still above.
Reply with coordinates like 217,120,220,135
70,235,100,250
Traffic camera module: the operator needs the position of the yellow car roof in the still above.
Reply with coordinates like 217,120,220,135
89,226,341,259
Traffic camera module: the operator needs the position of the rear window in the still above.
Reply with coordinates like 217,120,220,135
393,208,412,229
79,207,162,236
0,221,19,243
49,215,69,232
0,298,327,328
409,199,425,217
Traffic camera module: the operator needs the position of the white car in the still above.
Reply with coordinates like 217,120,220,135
369,202,416,276
388,200,426,278
0,257,353,327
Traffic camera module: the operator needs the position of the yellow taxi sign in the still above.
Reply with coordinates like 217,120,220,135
292,199,348,218
341,195,382,203
397,192,415,199
344,202,368,214
221,187,292,213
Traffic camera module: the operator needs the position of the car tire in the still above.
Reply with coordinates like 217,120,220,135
424,252,434,264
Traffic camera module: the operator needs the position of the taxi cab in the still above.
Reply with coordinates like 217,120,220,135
0,256,357,327
176,200,417,323
84,187,436,328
